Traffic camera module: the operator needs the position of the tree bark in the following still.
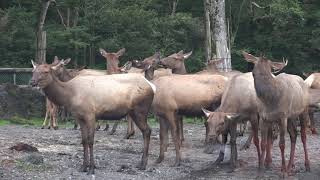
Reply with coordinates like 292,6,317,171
211,0,231,71
168,0,179,16
35,0,54,64
203,0,212,62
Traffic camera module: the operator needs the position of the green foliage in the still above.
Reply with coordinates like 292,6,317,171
0,0,319,73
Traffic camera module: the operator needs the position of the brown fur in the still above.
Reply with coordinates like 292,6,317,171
243,51,310,174
30,62,155,174
153,74,227,166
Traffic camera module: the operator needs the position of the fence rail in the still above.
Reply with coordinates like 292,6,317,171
0,68,33,85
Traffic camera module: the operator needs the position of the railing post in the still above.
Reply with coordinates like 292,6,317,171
13,72,16,85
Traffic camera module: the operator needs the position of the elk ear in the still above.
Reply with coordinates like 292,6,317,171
62,58,71,65
99,48,107,56
31,60,38,69
202,108,212,118
242,51,258,64
183,51,193,59
116,48,126,57
302,72,310,78
270,58,288,72
52,56,59,65
177,50,184,55
225,113,240,121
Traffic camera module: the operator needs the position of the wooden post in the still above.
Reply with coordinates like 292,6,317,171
13,72,16,85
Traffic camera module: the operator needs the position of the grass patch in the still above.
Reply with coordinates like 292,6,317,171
0,119,11,126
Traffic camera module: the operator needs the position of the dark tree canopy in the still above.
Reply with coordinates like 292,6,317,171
0,0,319,74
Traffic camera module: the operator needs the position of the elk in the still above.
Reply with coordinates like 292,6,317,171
243,52,310,175
202,72,260,169
304,72,320,134
41,57,73,129
153,74,227,166
30,60,155,174
197,59,242,78
157,50,193,143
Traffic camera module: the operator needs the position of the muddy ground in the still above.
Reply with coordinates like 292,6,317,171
0,116,320,180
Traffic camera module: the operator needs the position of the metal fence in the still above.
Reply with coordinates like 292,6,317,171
0,68,33,85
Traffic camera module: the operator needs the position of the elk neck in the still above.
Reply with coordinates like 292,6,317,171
172,63,187,74
43,74,73,107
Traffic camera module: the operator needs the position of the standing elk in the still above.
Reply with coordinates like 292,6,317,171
202,72,260,169
243,52,311,175
153,74,227,166
41,56,72,129
30,60,155,174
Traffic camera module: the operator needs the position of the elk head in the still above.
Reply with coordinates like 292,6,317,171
242,51,288,78
30,59,71,88
206,58,224,72
202,108,240,144
99,48,126,74
159,50,192,70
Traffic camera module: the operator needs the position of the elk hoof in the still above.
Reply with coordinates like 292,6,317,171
240,143,250,151
124,132,135,139
47,126,51,129
79,165,88,172
136,162,146,170
41,126,45,129
87,167,95,175
108,130,116,135
311,128,318,135
155,157,163,164
173,160,181,167
53,126,58,130
95,125,100,131
103,124,109,131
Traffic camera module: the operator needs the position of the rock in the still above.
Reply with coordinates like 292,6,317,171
24,153,44,165
9,143,38,152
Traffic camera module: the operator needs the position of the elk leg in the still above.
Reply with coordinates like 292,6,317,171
308,108,317,134
279,118,287,173
79,119,89,172
259,121,268,170
109,122,119,135
167,113,181,166
42,109,49,129
230,122,239,169
156,117,169,164
129,111,151,170
95,121,101,131
300,110,311,171
240,131,252,151
124,116,135,139
52,105,58,130
177,115,184,144
251,116,261,167
73,122,78,130
87,118,96,175
287,118,297,174
103,123,109,131
214,132,228,164
265,125,273,168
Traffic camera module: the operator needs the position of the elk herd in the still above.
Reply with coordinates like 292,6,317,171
29,48,320,176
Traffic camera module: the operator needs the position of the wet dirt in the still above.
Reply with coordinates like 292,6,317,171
0,115,320,180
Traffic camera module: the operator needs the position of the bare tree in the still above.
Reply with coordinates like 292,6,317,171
203,0,212,62
168,0,179,16
203,0,231,71
35,0,55,64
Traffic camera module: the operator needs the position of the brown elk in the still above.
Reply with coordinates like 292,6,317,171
30,60,155,174
243,52,310,175
153,74,227,166
202,72,260,169
42,57,72,129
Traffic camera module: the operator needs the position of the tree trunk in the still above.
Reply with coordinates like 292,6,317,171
203,0,212,62
168,0,179,16
211,0,231,71
35,0,53,64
